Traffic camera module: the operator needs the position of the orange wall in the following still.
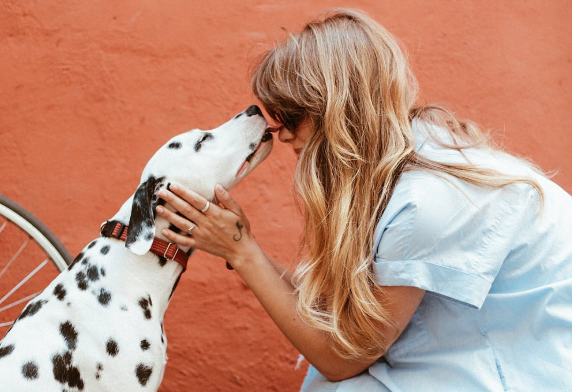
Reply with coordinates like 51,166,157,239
1,1,570,391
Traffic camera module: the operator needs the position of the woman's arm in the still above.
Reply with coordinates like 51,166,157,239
156,184,425,382
264,252,296,285
231,242,424,381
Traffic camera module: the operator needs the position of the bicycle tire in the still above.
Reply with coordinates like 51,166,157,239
0,194,72,272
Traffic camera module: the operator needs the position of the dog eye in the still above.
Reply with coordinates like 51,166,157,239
194,133,214,152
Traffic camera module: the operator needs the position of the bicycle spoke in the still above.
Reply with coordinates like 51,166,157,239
0,258,49,306
1,195,73,330
0,291,41,313
0,236,31,280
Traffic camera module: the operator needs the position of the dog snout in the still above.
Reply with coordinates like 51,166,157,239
245,105,263,117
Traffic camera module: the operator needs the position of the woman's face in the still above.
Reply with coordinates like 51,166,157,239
266,116,313,157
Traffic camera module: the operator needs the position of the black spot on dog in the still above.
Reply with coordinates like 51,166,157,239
169,273,182,300
0,344,15,359
60,321,78,351
135,363,153,386
158,256,168,267
22,361,39,379
194,132,214,152
145,232,154,241
100,245,110,255
69,252,84,270
81,256,89,265
100,267,106,277
52,351,84,390
138,296,153,320
140,339,150,351
95,363,103,380
160,323,165,344
54,284,67,301
76,271,88,291
97,288,111,306
168,141,182,149
106,339,119,356
18,299,48,321
234,113,243,119
120,305,128,311
87,265,100,282
88,240,97,249
249,142,257,151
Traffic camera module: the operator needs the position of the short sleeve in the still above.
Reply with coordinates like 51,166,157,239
372,170,528,309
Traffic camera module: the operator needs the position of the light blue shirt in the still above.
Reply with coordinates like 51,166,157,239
301,121,572,392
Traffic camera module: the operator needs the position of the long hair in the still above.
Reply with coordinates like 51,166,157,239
251,8,543,360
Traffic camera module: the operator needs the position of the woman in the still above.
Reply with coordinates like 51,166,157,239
156,8,572,391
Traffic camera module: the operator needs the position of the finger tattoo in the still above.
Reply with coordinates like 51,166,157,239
233,221,244,241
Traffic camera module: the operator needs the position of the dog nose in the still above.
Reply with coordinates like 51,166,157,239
245,105,263,117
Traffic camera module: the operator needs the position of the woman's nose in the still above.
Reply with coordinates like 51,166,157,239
265,125,294,143
277,127,295,143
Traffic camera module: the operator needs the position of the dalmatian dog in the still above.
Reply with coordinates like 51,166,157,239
0,105,272,392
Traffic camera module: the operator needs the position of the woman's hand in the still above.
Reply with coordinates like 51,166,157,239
156,183,257,267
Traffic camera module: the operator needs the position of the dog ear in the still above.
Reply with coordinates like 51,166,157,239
126,175,165,255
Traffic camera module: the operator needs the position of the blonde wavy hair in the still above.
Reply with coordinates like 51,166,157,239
251,8,543,360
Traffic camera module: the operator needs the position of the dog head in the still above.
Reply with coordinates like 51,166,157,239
125,105,272,255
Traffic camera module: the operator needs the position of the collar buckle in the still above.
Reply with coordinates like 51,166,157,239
99,221,108,236
163,242,179,261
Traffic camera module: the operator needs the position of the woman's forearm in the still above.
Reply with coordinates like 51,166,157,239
229,240,375,382
264,252,296,285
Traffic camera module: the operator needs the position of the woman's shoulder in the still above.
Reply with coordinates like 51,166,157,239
372,170,467,259
382,168,474,228
380,167,469,219
374,165,536,262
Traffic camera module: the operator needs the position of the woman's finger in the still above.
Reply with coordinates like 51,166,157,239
169,183,213,214
156,205,197,234
214,184,243,216
161,227,197,249
158,188,203,223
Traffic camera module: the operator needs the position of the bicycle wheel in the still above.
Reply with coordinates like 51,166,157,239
0,194,73,331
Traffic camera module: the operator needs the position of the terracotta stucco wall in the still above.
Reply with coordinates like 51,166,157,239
1,1,570,391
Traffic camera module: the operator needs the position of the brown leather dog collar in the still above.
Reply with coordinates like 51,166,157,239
99,220,188,272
